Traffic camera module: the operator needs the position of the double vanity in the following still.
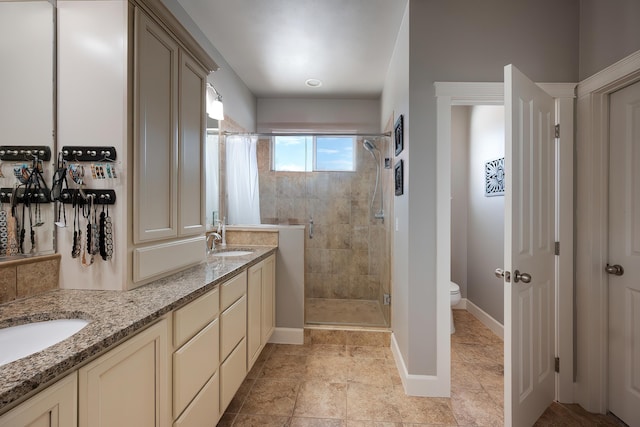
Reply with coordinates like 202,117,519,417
0,246,276,426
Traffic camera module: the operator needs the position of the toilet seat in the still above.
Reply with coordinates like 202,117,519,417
450,282,460,294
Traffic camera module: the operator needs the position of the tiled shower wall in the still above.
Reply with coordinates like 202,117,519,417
257,137,392,324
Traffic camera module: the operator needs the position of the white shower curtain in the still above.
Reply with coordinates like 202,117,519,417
226,135,261,224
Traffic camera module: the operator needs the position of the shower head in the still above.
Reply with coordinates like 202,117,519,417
363,139,377,153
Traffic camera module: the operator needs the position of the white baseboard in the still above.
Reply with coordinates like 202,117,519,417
268,327,304,345
465,299,504,339
390,333,450,397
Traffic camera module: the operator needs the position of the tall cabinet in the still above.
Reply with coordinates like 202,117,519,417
58,0,216,290
132,5,208,283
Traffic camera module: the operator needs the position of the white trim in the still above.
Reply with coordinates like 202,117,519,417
391,333,449,397
537,83,577,99
435,82,503,104
435,93,453,399
577,49,640,96
268,327,304,345
574,48,640,414
466,300,504,339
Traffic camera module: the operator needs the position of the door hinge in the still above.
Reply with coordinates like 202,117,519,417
554,241,560,256
383,293,391,305
555,357,560,373
555,124,560,138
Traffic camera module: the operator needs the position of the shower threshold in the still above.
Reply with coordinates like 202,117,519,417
305,298,387,327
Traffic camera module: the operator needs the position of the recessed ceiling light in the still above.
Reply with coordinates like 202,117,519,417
305,78,323,88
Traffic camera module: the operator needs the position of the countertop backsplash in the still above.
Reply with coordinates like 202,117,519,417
0,254,60,305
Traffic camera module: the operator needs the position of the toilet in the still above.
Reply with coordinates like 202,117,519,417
450,282,461,334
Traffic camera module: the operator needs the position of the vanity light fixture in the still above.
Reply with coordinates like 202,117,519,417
206,83,224,121
305,78,322,88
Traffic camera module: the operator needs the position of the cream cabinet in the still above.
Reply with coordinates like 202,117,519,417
172,288,220,424
132,6,208,283
78,319,169,427
172,372,218,427
134,8,207,244
247,254,276,370
134,9,179,243
0,372,77,427
218,271,248,413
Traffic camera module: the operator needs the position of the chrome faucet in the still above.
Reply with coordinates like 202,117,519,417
206,233,222,254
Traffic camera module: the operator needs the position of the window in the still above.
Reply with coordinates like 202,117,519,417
273,135,355,172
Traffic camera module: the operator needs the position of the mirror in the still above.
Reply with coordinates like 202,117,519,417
205,117,220,229
0,0,56,256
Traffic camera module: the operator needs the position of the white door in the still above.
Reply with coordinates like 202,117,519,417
503,65,556,427
608,80,640,426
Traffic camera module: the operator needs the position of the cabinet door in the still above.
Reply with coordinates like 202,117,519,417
247,262,262,369
0,372,77,427
79,320,169,427
178,52,206,236
134,8,179,243
261,255,276,344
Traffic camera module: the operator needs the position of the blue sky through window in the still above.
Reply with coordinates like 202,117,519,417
273,136,354,172
315,137,354,171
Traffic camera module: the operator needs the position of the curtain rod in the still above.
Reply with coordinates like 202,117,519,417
221,131,392,138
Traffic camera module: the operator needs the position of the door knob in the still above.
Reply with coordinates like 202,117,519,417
605,264,624,276
513,270,532,284
494,268,511,282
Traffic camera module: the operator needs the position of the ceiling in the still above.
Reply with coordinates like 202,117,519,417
178,0,407,99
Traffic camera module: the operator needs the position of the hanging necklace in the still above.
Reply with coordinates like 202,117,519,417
71,196,82,258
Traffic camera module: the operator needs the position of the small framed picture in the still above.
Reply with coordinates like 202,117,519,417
394,114,404,156
485,157,505,197
395,160,404,196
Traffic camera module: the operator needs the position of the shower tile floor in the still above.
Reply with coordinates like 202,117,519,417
217,310,625,426
305,298,387,327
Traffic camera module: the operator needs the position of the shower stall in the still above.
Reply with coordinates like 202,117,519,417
256,135,393,328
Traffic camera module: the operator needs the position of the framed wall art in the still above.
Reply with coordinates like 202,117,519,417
485,157,505,196
394,114,404,156
395,159,404,196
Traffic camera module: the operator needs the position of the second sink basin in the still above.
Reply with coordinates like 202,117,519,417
0,319,89,367
212,250,253,257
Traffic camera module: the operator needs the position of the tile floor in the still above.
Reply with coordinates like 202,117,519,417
217,310,626,426
305,298,387,327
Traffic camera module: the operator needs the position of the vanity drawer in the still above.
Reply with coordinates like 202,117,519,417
173,287,219,348
173,318,219,418
220,295,247,361
220,271,247,311
220,338,247,413
173,371,219,427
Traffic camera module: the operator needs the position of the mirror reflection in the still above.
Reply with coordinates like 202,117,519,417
0,0,56,256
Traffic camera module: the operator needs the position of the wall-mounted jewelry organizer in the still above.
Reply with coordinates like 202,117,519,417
61,146,117,162
0,146,52,161
0,145,53,204
0,187,52,204
59,189,116,205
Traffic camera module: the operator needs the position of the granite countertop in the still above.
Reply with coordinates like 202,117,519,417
0,245,276,414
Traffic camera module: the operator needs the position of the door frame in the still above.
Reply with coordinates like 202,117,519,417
575,49,640,413
435,81,576,402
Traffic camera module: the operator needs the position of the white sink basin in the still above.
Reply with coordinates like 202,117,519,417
212,250,253,257
0,319,89,367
